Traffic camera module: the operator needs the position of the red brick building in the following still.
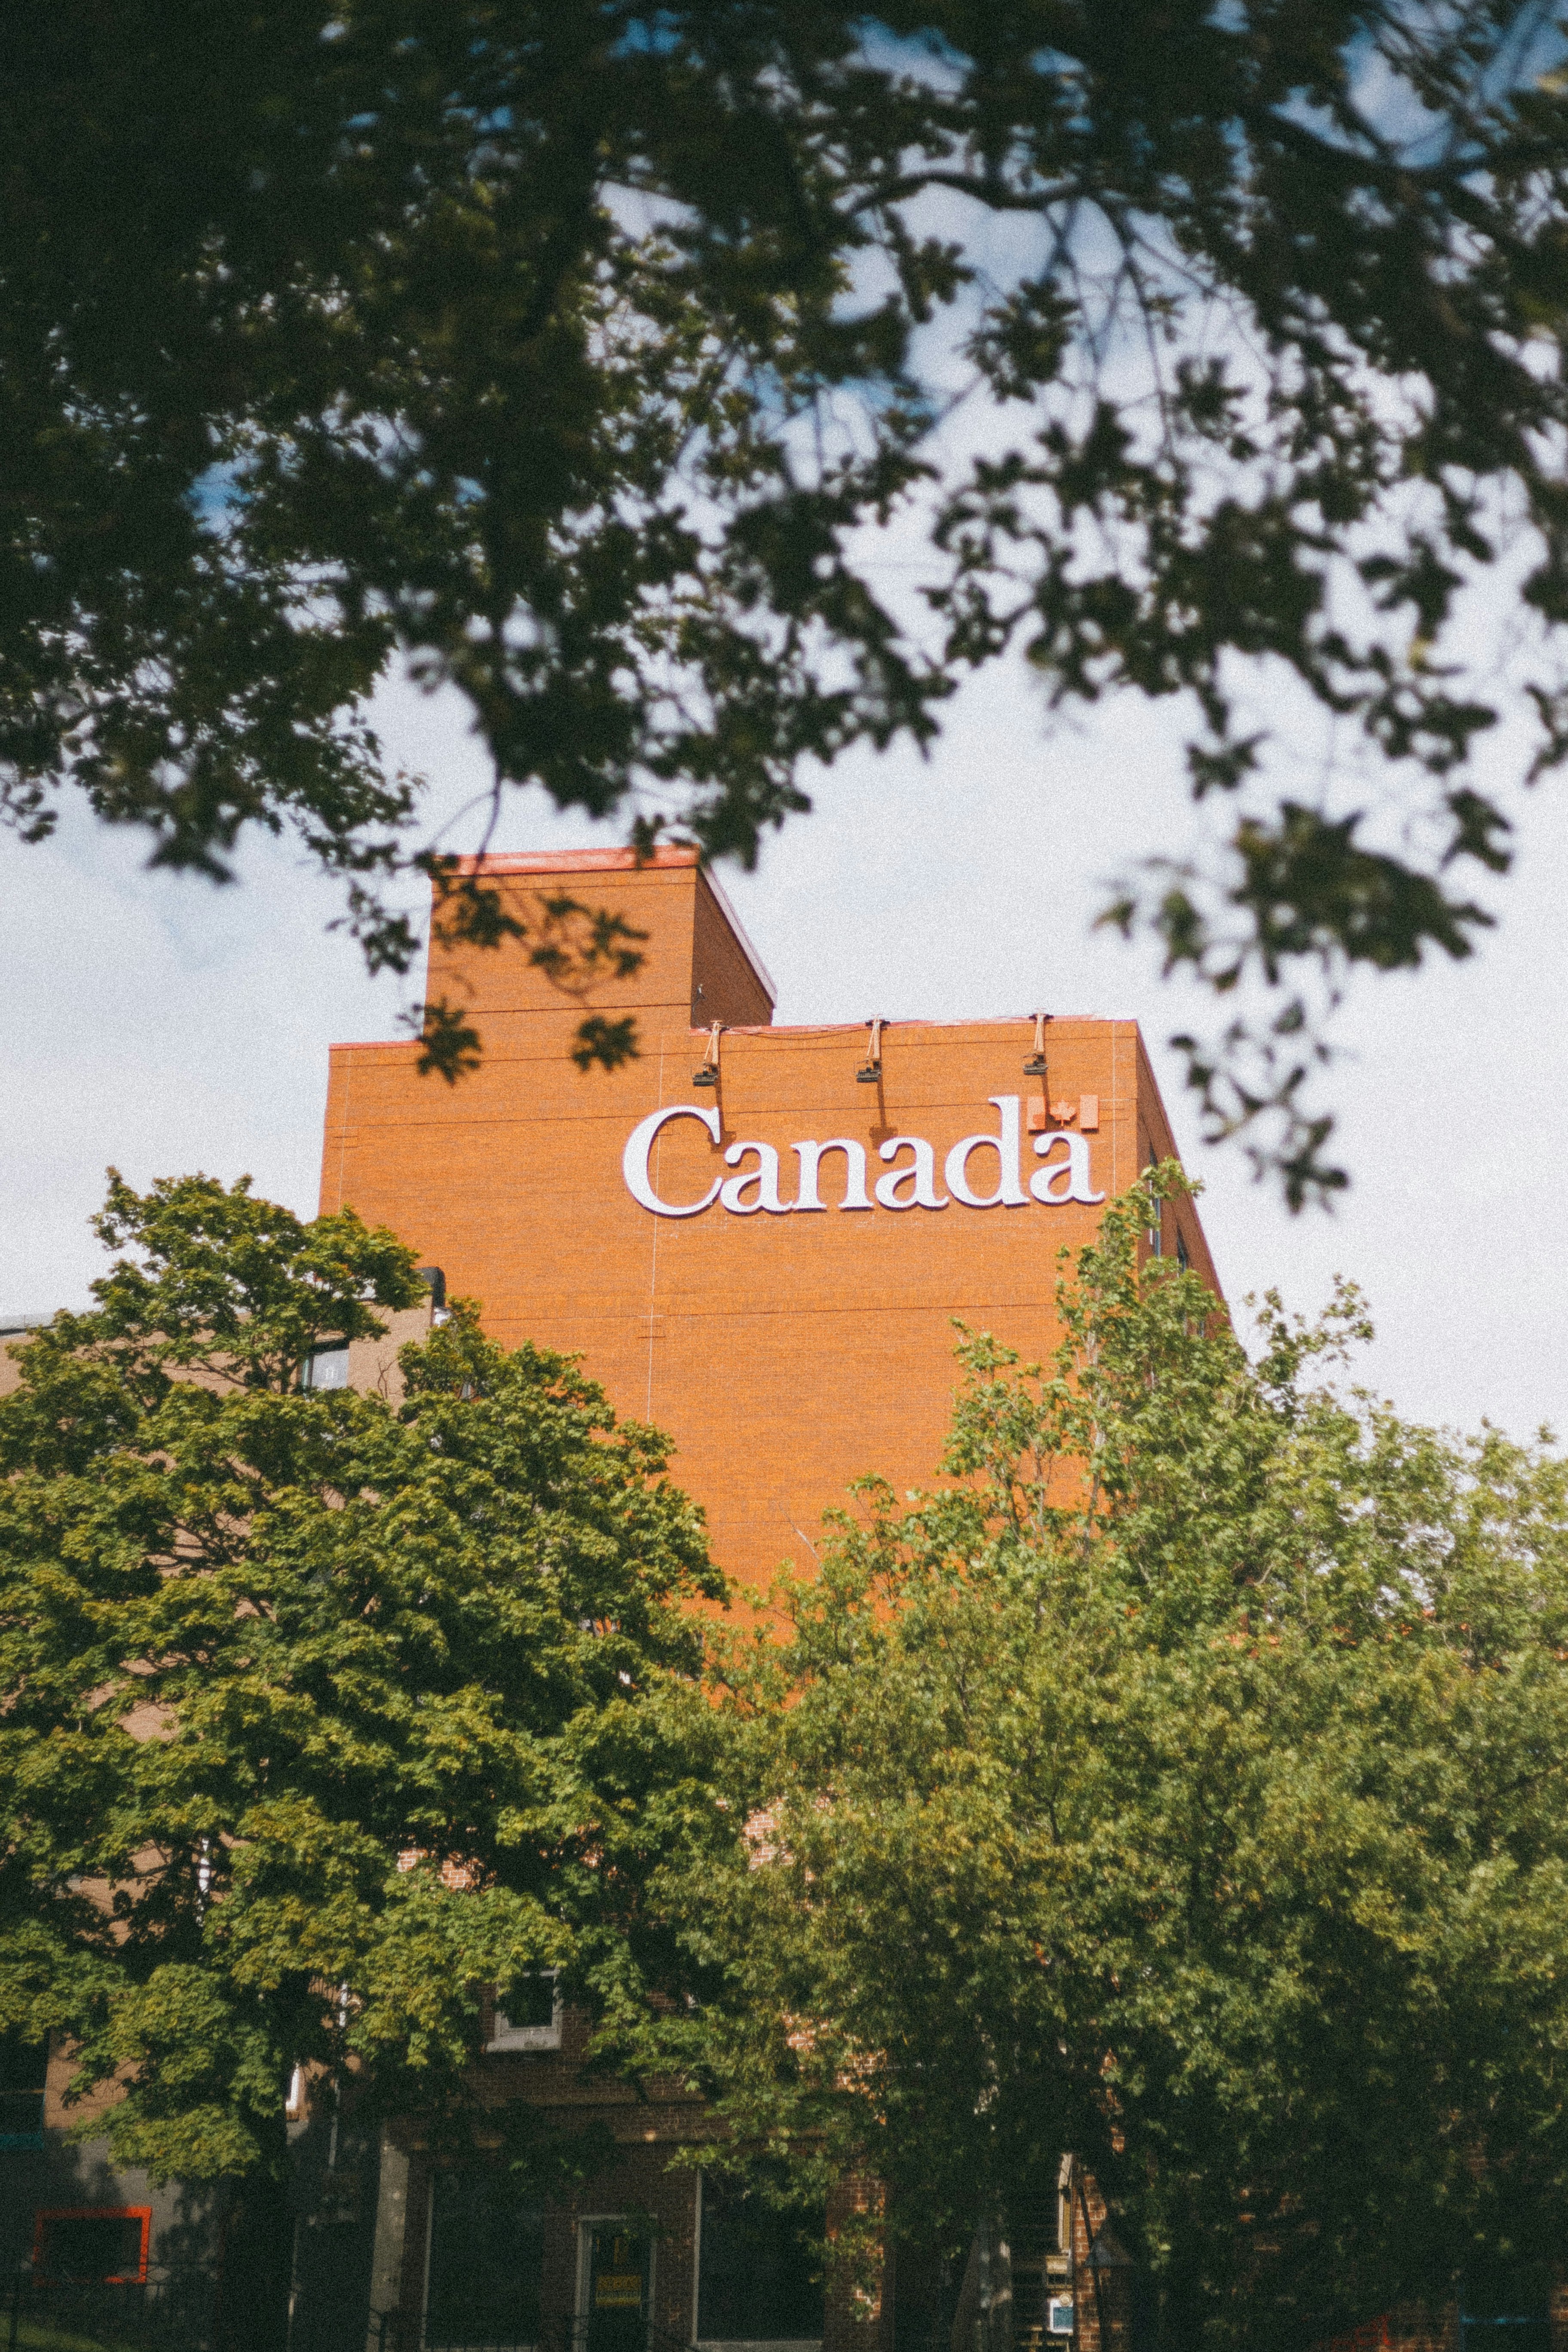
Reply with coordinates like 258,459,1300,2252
317,846,1216,1597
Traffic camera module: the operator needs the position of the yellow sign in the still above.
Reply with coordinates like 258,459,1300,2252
594,2236,646,2311
595,2276,643,2309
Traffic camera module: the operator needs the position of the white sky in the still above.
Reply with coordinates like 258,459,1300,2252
2,645,1562,1448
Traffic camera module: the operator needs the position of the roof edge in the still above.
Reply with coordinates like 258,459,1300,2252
695,867,778,1008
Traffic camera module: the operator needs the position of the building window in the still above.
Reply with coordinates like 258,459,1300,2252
0,2031,47,2149
487,1972,562,2053
1176,1232,1190,1274
1461,2260,1551,2350
33,2208,150,2285
697,2175,824,2348
425,2174,544,2349
302,1341,350,1392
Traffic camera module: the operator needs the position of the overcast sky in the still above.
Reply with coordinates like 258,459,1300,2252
3,635,1562,1449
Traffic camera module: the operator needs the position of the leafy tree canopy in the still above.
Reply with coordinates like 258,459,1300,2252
8,3,1568,1194
0,1173,728,2209
653,1175,1568,2350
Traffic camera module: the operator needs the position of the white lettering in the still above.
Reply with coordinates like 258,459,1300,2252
1030,1130,1105,1204
622,1103,722,1218
875,1136,946,1211
793,1138,873,1213
720,1140,791,1216
623,1100,1106,1221
944,1096,1026,1210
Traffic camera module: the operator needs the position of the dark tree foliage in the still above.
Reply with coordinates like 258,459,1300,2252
0,1174,729,2339
6,3,1568,1191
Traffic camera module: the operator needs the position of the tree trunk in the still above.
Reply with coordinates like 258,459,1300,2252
212,2117,296,2352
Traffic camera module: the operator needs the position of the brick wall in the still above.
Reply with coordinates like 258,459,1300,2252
319,848,1219,1595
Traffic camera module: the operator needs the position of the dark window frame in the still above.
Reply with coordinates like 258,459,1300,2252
302,1341,351,1392
32,2206,152,2285
487,1970,562,2052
